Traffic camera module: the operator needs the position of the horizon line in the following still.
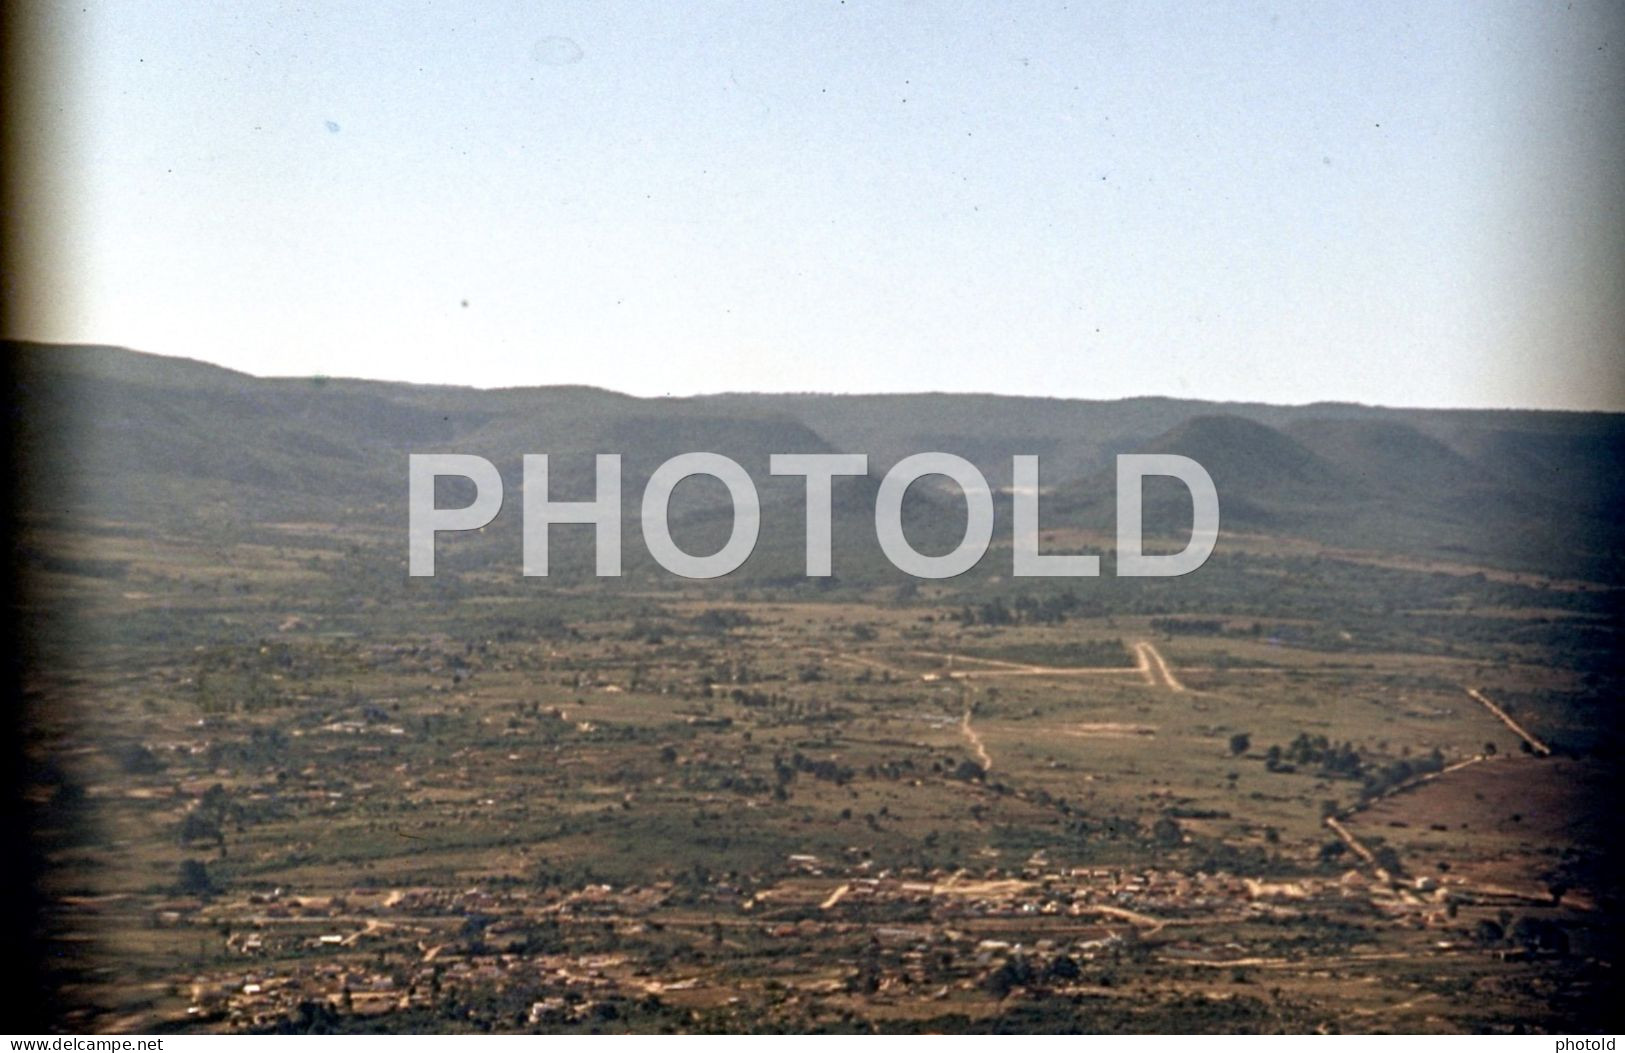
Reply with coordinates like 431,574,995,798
7,336,1622,417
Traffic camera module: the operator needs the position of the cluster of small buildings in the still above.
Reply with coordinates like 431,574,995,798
138,848,1527,1031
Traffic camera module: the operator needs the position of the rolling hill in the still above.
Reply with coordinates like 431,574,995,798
10,340,1622,583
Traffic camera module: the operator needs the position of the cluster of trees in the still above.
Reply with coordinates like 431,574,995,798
1263,733,1366,777
983,953,1085,998
952,591,1083,627
1473,915,1570,956
1262,733,1447,797
694,608,753,634
1152,617,1238,636
116,742,165,774
1359,750,1445,799
176,858,215,897
205,726,290,770
727,689,849,725
774,751,855,788
1067,813,1145,841
178,782,241,855
959,639,1132,669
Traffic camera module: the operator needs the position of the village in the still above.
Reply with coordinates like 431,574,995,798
94,842,1570,1033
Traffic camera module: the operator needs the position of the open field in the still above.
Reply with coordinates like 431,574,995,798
22,512,1623,1034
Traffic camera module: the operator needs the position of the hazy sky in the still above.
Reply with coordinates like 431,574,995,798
14,1,1625,408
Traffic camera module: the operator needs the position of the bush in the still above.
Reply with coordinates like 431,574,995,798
177,859,214,896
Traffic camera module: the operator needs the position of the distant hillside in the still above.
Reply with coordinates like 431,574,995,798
11,341,1623,583
1281,418,1491,495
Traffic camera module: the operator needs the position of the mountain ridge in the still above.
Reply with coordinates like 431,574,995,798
11,341,1622,582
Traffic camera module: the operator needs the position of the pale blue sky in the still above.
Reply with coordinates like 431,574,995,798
14,1,1624,408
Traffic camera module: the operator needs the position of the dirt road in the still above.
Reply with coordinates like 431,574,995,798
1464,687,1551,755
1324,816,1378,868
1135,640,1186,692
960,696,993,771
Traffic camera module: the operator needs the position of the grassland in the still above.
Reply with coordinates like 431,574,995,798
22,510,1622,1034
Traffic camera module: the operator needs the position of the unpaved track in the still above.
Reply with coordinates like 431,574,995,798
942,667,1140,681
814,650,910,677
912,643,1187,692
960,696,993,771
910,650,1042,671
1324,816,1378,868
1464,687,1551,755
814,644,1186,692
1135,641,1186,692
915,649,1148,681
815,638,1189,776
1082,903,1166,933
